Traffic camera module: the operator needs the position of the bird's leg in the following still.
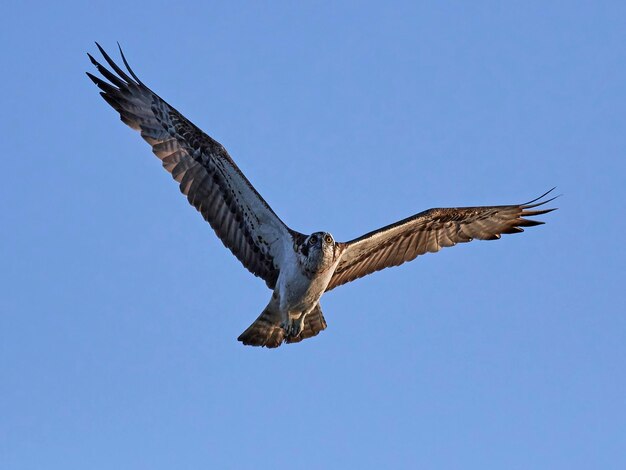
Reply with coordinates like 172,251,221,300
281,311,306,338
279,310,290,334
290,313,306,338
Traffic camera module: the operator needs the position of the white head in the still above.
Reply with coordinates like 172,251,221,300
297,231,337,274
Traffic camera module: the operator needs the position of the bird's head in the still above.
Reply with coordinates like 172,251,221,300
297,231,337,274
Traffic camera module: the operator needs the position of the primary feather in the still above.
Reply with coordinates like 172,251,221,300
87,44,557,348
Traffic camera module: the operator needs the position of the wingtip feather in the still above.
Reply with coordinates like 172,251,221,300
117,41,144,85
94,42,137,85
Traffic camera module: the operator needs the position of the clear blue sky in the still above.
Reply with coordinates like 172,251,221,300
2,1,625,469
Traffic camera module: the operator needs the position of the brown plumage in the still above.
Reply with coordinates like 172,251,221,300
87,43,557,348
87,43,297,289
327,192,556,291
238,302,327,347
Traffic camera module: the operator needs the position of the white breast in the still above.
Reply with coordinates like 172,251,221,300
276,248,338,314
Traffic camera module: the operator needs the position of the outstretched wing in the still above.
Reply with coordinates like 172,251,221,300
326,190,557,291
87,44,299,288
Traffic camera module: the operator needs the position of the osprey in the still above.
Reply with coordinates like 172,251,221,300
87,44,557,348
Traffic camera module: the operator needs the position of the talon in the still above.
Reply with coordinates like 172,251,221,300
281,317,305,338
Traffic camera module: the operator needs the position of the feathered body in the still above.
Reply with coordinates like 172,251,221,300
87,44,557,348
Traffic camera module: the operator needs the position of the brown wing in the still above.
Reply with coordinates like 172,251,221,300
326,190,557,291
87,44,300,288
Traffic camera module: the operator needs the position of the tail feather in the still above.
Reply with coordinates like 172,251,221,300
285,305,327,344
238,303,328,348
237,302,285,348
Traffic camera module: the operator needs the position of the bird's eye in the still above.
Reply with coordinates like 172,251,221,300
309,236,317,245
324,235,333,244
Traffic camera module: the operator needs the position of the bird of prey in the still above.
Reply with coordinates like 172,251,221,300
87,44,557,348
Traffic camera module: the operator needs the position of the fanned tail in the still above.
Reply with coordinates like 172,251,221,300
237,300,285,348
238,302,328,348
285,304,327,344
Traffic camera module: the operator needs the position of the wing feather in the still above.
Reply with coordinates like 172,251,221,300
326,190,557,291
88,44,299,288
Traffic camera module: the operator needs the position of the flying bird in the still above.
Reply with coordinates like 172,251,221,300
87,44,557,348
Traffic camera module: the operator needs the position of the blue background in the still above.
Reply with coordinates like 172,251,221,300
2,1,625,468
